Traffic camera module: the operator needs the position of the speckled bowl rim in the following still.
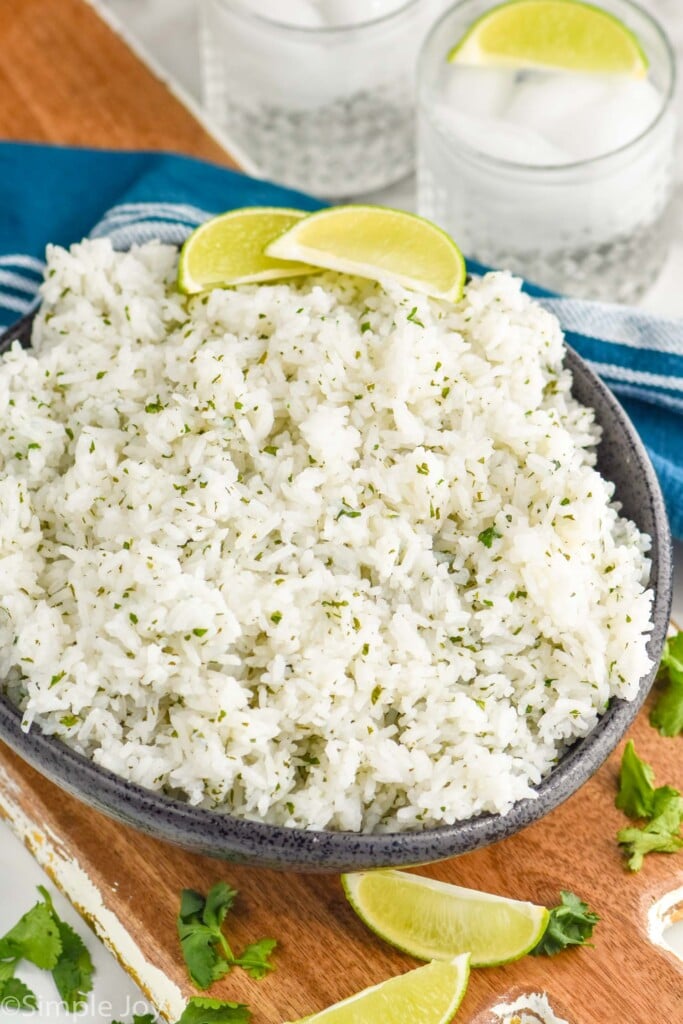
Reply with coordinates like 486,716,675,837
0,311,673,871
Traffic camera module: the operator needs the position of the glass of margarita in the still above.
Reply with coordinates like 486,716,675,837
417,0,677,302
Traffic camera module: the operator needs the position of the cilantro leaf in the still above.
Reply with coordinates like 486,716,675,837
180,890,206,919
618,789,683,871
51,918,94,1010
36,886,94,1010
615,740,656,818
234,938,277,980
0,900,61,969
0,977,38,1010
177,921,221,990
531,891,600,956
112,1015,158,1024
177,997,251,1024
650,633,683,737
202,883,237,934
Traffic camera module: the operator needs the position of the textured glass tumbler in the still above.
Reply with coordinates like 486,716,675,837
199,0,445,198
417,0,677,303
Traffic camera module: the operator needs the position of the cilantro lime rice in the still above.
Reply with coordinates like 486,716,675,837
0,239,653,831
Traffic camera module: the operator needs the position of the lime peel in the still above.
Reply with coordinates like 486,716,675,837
283,955,470,1024
266,205,466,303
342,870,550,967
177,207,317,294
448,0,648,77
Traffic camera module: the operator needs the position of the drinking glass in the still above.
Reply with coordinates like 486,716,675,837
199,0,446,198
417,0,678,302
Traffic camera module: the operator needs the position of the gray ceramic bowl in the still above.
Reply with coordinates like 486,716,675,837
0,311,672,871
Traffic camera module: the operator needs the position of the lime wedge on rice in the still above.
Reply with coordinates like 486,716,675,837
448,0,648,77
177,207,317,294
283,956,470,1024
266,205,466,303
342,871,550,967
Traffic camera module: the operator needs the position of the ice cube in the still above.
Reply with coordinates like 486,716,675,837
505,70,614,136
443,65,516,120
549,77,663,161
433,106,571,165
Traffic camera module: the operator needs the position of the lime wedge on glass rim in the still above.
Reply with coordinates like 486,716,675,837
177,207,317,294
448,0,648,77
342,871,550,967
283,955,470,1024
266,205,466,302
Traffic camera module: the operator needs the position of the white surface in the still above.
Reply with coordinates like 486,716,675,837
0,1,682,1019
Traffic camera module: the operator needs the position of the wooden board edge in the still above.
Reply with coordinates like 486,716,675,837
81,0,253,173
0,764,183,1022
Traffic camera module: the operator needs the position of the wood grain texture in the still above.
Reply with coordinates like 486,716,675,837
1,696,681,1024
0,1,681,1021
0,0,236,165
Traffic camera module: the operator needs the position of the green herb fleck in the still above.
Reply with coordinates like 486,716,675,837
335,502,361,521
478,525,502,548
407,306,424,328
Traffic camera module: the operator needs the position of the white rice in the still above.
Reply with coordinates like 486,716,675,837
0,239,653,831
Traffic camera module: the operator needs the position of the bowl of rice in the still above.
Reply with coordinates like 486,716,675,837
0,238,672,870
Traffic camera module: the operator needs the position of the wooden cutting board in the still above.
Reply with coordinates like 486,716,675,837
0,2,681,1022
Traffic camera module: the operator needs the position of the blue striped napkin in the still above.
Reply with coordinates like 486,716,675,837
1,142,681,537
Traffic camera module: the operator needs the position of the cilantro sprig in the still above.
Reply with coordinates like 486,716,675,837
177,883,276,990
531,891,600,956
650,632,683,737
615,741,683,871
0,886,94,1011
114,1001,251,1024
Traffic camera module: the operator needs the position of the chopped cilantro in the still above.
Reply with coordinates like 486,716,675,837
335,502,361,521
406,306,424,327
478,525,502,548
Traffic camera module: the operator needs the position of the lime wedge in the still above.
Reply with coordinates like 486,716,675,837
177,207,317,294
284,956,470,1024
266,205,466,302
448,0,648,77
342,871,550,967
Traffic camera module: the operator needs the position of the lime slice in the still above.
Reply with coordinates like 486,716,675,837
284,956,470,1024
342,871,550,967
448,0,648,77
177,207,317,294
266,205,466,303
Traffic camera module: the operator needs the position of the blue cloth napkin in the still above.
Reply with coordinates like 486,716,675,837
1,142,681,536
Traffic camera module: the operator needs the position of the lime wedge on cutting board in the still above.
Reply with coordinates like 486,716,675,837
448,0,648,77
266,205,466,302
283,956,470,1024
342,871,550,967
178,207,317,293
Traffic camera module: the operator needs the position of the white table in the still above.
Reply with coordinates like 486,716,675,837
1,2,682,1018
